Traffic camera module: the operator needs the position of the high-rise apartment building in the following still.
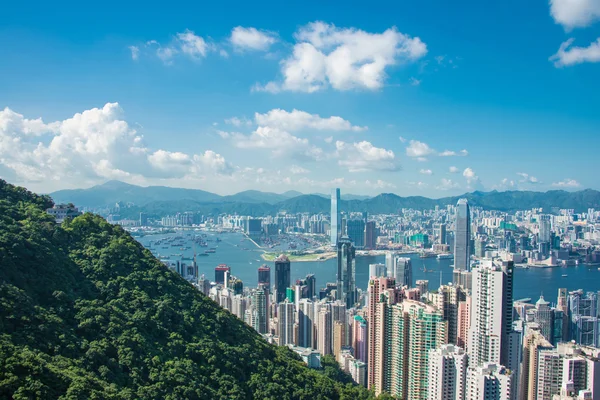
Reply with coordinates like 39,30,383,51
432,284,467,344
330,188,341,246
352,315,367,363
277,301,295,346
457,295,471,350
252,285,269,334
568,290,600,347
468,259,515,369
274,254,291,303
454,199,471,278
466,362,513,400
428,344,468,400
297,299,314,348
336,236,356,308
519,328,553,400
317,305,332,356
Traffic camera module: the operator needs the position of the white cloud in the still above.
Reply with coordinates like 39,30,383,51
399,136,407,143
410,77,421,86
438,149,468,157
550,38,600,67
409,181,428,189
419,168,433,175
129,46,140,61
437,178,459,190
552,178,581,188
417,157,428,162
0,103,232,189
365,179,396,189
335,140,400,172
324,136,334,143
230,26,278,51
550,0,600,29
176,30,209,58
256,21,427,92
290,165,310,174
229,126,324,160
225,116,252,127
517,172,540,184
219,49,229,58
406,140,435,157
449,166,459,173
254,109,366,132
462,167,482,189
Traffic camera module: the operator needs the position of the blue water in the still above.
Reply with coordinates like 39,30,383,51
137,231,600,303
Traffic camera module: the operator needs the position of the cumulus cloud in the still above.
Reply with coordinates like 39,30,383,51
409,181,428,189
254,109,366,132
463,167,482,189
406,140,435,157
449,166,459,173
335,140,400,172
255,21,427,92
550,38,600,67
437,178,459,190
230,26,278,51
410,77,421,86
419,169,433,175
290,165,310,174
225,116,253,127
550,0,600,29
0,103,232,189
228,126,324,160
438,149,468,157
517,172,540,184
552,178,581,188
142,30,213,64
399,136,407,143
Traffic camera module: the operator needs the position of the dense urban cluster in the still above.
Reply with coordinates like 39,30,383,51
145,188,600,400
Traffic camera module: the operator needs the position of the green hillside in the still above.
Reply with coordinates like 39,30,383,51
0,180,375,400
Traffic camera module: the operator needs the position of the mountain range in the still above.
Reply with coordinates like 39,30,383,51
50,180,600,218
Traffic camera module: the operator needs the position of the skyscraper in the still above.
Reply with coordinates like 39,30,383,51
454,199,471,277
252,285,269,334
466,362,513,400
428,344,468,400
214,264,231,285
336,236,356,309
364,220,377,249
297,299,314,348
277,301,295,346
330,188,341,246
386,255,412,288
468,259,515,369
346,219,365,248
274,254,291,303
258,265,270,291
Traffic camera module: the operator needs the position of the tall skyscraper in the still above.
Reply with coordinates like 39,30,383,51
347,219,365,248
428,344,468,400
317,305,332,356
277,301,295,346
433,223,447,245
274,254,291,303
453,199,471,277
297,299,314,348
214,264,231,284
468,259,515,369
369,263,387,278
330,188,341,246
385,255,412,288
364,220,377,249
432,284,467,344
252,285,269,334
258,265,270,291
336,236,356,309
352,315,367,363
519,328,553,400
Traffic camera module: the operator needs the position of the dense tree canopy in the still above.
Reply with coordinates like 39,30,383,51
0,180,375,399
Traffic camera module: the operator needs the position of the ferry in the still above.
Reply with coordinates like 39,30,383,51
562,274,568,277
436,253,453,260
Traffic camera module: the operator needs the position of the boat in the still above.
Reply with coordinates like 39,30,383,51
436,253,453,260
172,253,182,257
197,253,209,257
562,274,568,277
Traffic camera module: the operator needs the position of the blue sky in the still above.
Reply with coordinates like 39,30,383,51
1,0,599,197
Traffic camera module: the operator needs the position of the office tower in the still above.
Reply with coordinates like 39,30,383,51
347,219,365,248
568,290,600,347
453,199,471,279
336,236,356,309
404,301,448,400
367,277,397,393
434,223,447,245
304,274,316,299
468,259,515,368
197,274,211,296
330,188,341,246
258,265,270,291
369,263,386,278
475,238,486,258
252,285,269,334
428,344,468,400
297,299,314,348
385,252,412,288
274,254,291,303
539,214,551,243
519,329,553,400
534,295,555,344
364,220,377,250
214,264,230,284
352,315,367,363
277,301,295,346
432,284,466,344
139,212,148,226
230,277,243,296
557,288,570,341
457,295,471,350
317,305,332,355
466,363,513,400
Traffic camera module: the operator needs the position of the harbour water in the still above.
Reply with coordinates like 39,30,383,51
137,231,600,302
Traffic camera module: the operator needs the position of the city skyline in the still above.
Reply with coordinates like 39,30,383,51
1,1,599,196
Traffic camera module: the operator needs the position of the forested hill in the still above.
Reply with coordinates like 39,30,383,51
0,179,376,399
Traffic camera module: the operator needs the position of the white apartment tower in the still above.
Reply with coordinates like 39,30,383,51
428,344,468,400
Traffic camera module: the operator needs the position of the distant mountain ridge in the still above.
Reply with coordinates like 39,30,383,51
50,180,600,217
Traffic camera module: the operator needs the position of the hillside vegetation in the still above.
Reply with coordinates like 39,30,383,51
0,180,375,400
